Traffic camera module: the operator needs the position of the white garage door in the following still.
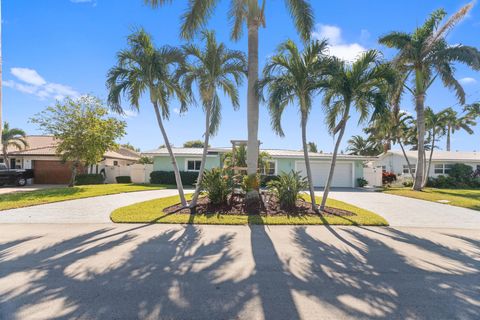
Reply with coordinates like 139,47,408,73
296,161,353,188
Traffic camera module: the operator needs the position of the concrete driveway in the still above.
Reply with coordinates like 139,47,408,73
0,189,188,223
0,224,478,320
0,184,63,195
325,190,480,229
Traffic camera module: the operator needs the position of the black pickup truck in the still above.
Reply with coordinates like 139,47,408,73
0,163,34,186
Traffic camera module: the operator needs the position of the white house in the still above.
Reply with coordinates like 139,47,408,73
374,150,480,178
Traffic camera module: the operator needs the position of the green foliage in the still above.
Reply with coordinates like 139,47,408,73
31,96,126,167
150,171,198,185
347,135,383,156
138,156,153,164
402,179,414,187
120,143,140,152
357,177,368,187
260,175,279,187
428,163,480,188
448,163,474,182
242,173,260,192
115,176,132,183
199,168,234,205
307,142,318,153
183,140,207,148
1,122,28,168
267,171,308,209
75,174,105,185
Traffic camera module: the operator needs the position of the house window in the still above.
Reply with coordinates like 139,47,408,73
434,164,455,175
403,165,416,174
113,161,119,166
187,160,201,171
260,160,276,176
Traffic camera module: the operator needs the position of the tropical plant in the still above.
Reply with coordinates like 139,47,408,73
222,145,271,171
267,170,308,210
442,107,475,151
423,107,448,187
307,141,318,153
180,30,247,209
346,135,382,156
120,142,140,152
391,111,416,179
183,140,207,148
379,2,480,190
319,50,393,211
145,0,315,206
1,122,28,168
259,39,329,212
199,168,235,205
106,29,189,206
31,96,126,187
138,156,153,164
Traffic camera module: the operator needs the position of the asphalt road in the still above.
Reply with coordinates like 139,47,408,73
1,224,478,320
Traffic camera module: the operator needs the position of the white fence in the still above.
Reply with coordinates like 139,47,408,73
93,164,153,184
363,167,382,187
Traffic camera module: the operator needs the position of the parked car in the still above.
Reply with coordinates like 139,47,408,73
0,163,34,186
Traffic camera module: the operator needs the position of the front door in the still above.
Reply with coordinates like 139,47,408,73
10,158,16,169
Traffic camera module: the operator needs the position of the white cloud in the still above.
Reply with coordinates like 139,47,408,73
173,108,180,114
70,0,97,6
11,67,46,86
3,67,80,100
123,110,138,118
459,77,477,85
312,24,367,62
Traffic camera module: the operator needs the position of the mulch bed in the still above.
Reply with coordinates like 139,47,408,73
163,192,355,217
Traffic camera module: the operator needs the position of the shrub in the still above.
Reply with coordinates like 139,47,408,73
242,174,260,192
448,163,473,183
382,171,397,185
199,168,234,205
260,175,279,187
402,179,413,187
357,177,368,187
427,175,456,188
427,164,478,189
267,171,308,210
116,176,132,183
75,173,104,185
150,171,199,185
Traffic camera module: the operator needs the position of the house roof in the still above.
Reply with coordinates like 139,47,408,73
381,150,480,162
8,136,139,161
143,147,376,161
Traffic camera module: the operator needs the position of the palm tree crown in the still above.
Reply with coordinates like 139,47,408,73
2,122,28,168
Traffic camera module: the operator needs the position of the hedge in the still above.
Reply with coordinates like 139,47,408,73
75,173,104,185
116,176,132,183
150,171,199,185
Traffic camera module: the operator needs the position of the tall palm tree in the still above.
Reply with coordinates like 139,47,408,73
181,30,247,209
259,39,329,212
2,122,28,168
423,107,448,186
107,29,190,207
346,135,381,156
379,2,480,190
392,111,416,179
144,0,314,183
443,107,475,151
320,50,393,211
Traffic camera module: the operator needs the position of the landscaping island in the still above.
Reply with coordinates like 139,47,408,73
111,193,388,226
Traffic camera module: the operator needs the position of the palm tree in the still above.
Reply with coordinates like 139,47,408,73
259,39,329,212
442,107,475,151
392,111,416,179
379,2,480,190
423,107,448,187
144,0,314,183
319,50,393,211
106,29,190,207
2,122,28,168
307,142,318,153
181,30,247,209
346,135,381,156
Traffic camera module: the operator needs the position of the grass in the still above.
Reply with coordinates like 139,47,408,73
384,187,480,211
111,194,388,226
0,184,171,211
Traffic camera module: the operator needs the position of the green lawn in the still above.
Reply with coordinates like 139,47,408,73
111,194,388,226
0,184,171,211
384,187,480,211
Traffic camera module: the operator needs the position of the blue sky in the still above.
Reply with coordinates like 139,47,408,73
3,0,480,152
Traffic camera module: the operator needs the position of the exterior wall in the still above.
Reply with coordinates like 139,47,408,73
153,155,221,172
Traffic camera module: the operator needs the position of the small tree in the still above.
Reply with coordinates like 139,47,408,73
2,122,28,168
183,140,207,148
307,142,318,153
31,96,126,187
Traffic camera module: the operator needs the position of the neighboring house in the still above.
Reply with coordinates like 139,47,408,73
143,147,373,188
3,135,140,184
374,150,480,178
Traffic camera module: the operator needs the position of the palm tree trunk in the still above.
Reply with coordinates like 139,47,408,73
2,144,8,168
399,141,415,180
300,114,318,212
320,118,348,211
413,93,426,191
446,126,451,151
190,106,211,209
423,132,435,188
153,102,187,207
246,23,259,177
